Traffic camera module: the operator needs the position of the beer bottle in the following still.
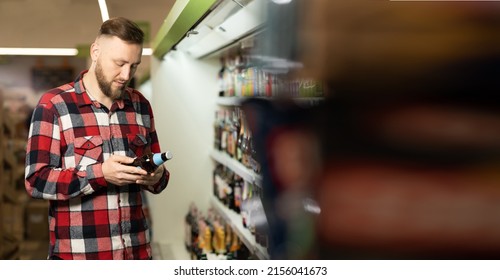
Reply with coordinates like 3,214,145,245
129,151,173,174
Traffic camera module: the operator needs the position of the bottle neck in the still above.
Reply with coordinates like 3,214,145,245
152,152,171,166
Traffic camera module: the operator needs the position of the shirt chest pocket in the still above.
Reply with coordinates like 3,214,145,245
127,133,150,157
74,136,104,168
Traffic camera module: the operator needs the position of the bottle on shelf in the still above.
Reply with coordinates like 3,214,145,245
233,175,243,214
233,54,243,97
200,218,213,255
213,163,223,198
226,109,236,158
218,57,226,97
222,55,235,97
241,181,254,229
241,123,250,168
212,217,226,255
245,128,260,174
225,222,233,254
236,109,245,163
220,110,229,153
190,213,201,259
232,109,241,158
214,111,222,151
235,240,251,260
128,151,173,174
223,169,235,209
184,202,198,252
228,228,240,254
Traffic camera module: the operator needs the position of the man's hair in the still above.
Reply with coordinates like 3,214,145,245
98,17,144,44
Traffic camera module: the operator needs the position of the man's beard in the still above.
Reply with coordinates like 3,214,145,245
95,60,127,100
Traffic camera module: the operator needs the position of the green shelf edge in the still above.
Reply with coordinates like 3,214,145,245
152,0,218,59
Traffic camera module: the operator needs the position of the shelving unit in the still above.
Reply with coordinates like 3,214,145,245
217,96,324,107
211,150,262,187
149,0,271,260
216,97,245,107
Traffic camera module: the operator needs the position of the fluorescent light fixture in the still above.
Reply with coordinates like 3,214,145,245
0,48,78,56
0,47,152,56
98,0,109,22
271,0,292,4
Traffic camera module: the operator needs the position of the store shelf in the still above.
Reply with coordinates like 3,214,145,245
216,97,245,107
210,150,262,186
217,96,324,107
210,196,268,260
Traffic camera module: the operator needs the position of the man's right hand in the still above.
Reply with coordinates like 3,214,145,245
101,154,149,186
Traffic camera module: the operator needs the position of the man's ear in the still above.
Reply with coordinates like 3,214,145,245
90,41,100,61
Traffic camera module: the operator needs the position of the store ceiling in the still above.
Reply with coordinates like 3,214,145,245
0,0,175,49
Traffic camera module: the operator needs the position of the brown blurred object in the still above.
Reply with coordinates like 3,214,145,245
287,0,500,259
317,159,500,259
296,0,500,99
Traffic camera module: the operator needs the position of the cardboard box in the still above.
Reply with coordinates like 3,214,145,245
24,200,49,241
2,202,25,241
19,240,48,260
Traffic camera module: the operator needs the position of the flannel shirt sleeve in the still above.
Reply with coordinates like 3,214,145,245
25,101,107,200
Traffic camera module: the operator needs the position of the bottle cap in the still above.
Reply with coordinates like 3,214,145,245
153,151,173,166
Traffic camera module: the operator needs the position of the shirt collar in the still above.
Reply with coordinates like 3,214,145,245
74,70,132,109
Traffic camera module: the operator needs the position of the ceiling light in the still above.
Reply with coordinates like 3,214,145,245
271,0,292,4
98,0,109,22
0,47,152,56
0,48,78,56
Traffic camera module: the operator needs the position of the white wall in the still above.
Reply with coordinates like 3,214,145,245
148,50,219,258
138,79,153,102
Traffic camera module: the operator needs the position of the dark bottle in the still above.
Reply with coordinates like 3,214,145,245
184,202,198,252
236,242,251,260
213,163,223,198
236,110,245,163
233,175,243,214
224,169,235,208
231,109,241,158
214,111,222,150
218,57,226,97
129,151,173,173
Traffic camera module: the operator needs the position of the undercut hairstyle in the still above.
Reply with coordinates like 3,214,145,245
98,17,144,44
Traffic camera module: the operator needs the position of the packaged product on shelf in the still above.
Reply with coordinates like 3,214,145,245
212,218,226,255
189,215,201,260
197,218,212,256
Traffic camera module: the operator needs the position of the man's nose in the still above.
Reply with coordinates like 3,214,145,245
119,66,132,81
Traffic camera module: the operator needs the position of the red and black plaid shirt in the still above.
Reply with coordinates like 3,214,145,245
25,71,169,260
